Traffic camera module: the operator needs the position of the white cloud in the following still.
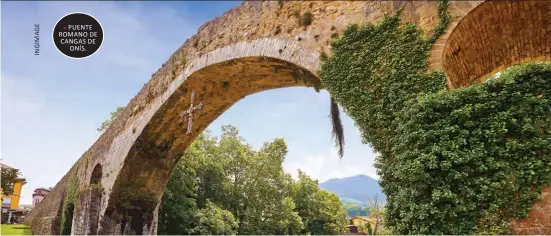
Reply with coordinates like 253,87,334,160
284,146,379,183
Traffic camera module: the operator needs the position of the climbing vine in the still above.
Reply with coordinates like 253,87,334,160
319,8,448,155
391,62,551,234
60,172,80,235
426,0,451,46
319,0,551,234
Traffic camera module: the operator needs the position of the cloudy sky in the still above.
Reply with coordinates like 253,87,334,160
1,1,378,205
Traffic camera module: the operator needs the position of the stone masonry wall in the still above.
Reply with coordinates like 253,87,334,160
443,1,551,88
23,164,73,234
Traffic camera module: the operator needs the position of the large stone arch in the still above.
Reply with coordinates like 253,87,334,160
442,0,551,88
96,38,320,234
25,1,551,235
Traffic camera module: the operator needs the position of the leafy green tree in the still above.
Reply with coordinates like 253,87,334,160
210,125,306,235
293,171,348,234
158,125,348,235
192,200,238,235
1,166,20,195
343,203,370,217
236,138,304,235
158,146,201,235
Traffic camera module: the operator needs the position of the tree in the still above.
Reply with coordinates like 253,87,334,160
158,125,348,235
292,171,348,235
367,193,385,235
193,200,238,235
97,106,125,132
366,193,394,235
211,125,305,235
1,166,20,196
235,138,304,235
158,149,201,235
343,202,370,217
367,222,374,235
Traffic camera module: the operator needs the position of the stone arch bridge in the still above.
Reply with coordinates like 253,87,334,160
25,1,551,234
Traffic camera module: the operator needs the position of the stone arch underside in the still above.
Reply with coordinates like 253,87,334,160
90,164,102,185
443,0,551,88
97,39,320,234
86,164,103,234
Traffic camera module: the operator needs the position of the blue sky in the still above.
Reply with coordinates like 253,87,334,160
1,1,377,205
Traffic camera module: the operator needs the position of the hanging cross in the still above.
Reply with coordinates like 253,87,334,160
180,91,204,135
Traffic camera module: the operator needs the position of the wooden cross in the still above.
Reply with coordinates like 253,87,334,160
180,91,203,135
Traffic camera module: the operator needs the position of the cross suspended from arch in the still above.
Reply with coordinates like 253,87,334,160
180,91,204,135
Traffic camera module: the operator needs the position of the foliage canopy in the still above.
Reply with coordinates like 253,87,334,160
318,0,551,233
1,167,20,196
158,125,348,235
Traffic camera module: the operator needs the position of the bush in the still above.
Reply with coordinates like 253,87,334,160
301,12,313,26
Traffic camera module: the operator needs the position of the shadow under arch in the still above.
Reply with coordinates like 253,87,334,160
87,164,103,235
443,0,551,88
98,56,320,234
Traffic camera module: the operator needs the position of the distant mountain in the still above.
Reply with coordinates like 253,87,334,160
320,174,386,205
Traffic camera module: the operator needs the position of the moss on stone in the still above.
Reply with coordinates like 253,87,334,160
301,12,313,27
60,172,80,235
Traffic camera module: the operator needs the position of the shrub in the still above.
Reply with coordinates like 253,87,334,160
301,12,313,27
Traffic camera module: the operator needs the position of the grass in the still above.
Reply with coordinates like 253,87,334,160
1,224,33,235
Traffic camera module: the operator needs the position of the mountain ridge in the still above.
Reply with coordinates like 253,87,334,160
319,174,386,205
